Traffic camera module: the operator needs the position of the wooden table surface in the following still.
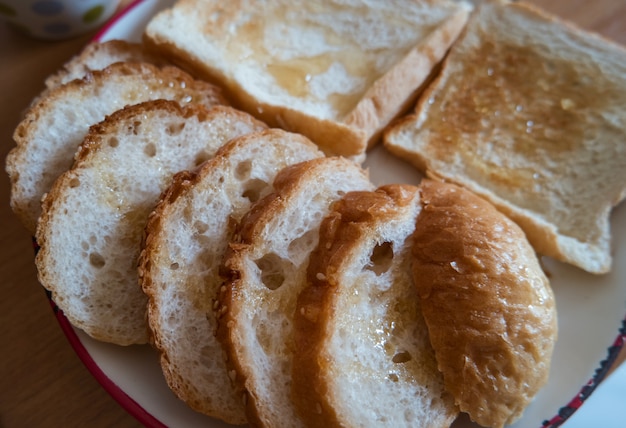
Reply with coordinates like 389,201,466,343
1,1,625,427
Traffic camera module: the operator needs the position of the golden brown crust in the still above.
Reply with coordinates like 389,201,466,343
137,117,274,424
44,39,171,89
138,167,197,312
228,157,333,248
216,157,371,427
292,204,359,427
345,8,469,150
384,0,626,274
140,36,368,157
211,152,280,424
8,61,227,234
143,3,470,158
77,100,210,163
137,169,197,352
138,167,247,420
292,185,419,426
411,180,557,428
214,267,257,424
215,160,324,427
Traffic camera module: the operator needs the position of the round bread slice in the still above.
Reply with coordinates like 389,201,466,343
6,61,225,234
292,184,458,428
35,102,265,346
217,157,374,428
138,129,322,424
45,39,169,89
411,179,558,428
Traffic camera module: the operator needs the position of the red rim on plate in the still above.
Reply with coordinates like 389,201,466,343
32,236,166,428
541,318,626,427
39,0,626,426
47,290,168,428
92,0,145,42
44,251,626,428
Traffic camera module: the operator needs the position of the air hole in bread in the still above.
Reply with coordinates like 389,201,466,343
166,121,185,136
170,262,179,270
193,220,209,234
388,373,399,382
69,177,80,188
255,321,273,354
288,229,318,261
194,150,211,167
108,137,119,148
144,142,157,157
242,178,268,203
255,253,286,290
392,351,412,364
182,204,193,222
89,252,106,268
235,160,252,180
366,241,393,275
130,120,141,135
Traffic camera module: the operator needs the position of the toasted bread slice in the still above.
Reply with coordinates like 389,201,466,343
138,129,322,423
411,180,557,428
144,0,471,158
217,157,374,427
384,0,626,274
292,184,458,428
35,102,265,345
45,40,168,89
6,61,225,234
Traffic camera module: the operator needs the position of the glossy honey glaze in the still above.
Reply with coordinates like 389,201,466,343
420,27,626,240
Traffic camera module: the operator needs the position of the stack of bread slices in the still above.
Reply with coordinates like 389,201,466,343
6,0,626,426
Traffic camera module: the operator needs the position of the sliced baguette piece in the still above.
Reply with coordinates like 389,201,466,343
35,102,265,346
384,0,626,274
411,180,557,428
6,61,226,234
138,129,322,424
217,157,374,427
292,184,458,428
144,0,472,158
45,39,169,89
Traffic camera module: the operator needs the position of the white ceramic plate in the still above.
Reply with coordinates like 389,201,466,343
51,1,626,427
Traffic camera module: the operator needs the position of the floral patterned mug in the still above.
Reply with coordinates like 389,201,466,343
0,0,121,40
